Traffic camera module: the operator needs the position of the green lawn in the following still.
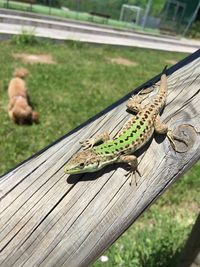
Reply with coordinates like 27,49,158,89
0,39,199,266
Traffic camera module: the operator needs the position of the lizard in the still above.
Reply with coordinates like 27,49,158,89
64,70,178,179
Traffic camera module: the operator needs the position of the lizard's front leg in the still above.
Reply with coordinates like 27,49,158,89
119,155,141,185
80,131,110,149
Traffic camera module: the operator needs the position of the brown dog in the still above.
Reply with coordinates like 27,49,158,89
8,68,39,125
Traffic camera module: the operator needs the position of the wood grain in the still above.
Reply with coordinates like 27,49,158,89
0,50,200,267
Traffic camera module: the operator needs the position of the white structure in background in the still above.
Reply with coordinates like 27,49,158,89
120,4,143,25
120,2,160,29
61,7,70,12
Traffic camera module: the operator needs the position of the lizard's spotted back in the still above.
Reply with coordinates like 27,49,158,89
92,73,168,157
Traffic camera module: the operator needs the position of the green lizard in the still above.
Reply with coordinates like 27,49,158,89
64,72,176,177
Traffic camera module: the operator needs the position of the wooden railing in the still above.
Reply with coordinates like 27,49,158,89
0,49,200,266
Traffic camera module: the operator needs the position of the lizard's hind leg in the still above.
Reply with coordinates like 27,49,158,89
154,115,168,135
154,115,188,150
126,95,144,113
80,131,110,149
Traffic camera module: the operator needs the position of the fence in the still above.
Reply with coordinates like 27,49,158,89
2,0,200,35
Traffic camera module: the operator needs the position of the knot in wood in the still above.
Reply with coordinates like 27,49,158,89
172,124,197,153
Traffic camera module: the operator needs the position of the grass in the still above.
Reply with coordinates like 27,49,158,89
0,1,159,35
0,38,199,266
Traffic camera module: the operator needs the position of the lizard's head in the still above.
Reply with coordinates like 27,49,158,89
64,150,100,174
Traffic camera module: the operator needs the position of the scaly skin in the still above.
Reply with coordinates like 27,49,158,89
64,73,170,175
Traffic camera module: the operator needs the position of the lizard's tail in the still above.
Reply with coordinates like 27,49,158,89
158,67,168,102
152,67,168,111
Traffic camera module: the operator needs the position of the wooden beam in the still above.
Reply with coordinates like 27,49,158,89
0,49,200,266
178,214,200,267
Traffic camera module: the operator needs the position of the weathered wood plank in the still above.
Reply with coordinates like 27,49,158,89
0,50,200,267
178,214,200,267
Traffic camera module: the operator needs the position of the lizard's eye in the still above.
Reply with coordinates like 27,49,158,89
79,163,84,168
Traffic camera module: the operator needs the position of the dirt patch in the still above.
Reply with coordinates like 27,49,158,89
107,57,137,67
13,53,56,64
165,59,178,65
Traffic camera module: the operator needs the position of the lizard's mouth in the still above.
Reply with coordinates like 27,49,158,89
64,161,100,175
64,166,84,174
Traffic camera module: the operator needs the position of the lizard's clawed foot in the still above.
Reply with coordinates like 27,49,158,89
80,138,95,149
167,130,188,151
119,155,140,186
139,86,155,95
80,132,110,150
125,164,141,186
127,95,135,102
127,95,142,104
126,95,143,113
